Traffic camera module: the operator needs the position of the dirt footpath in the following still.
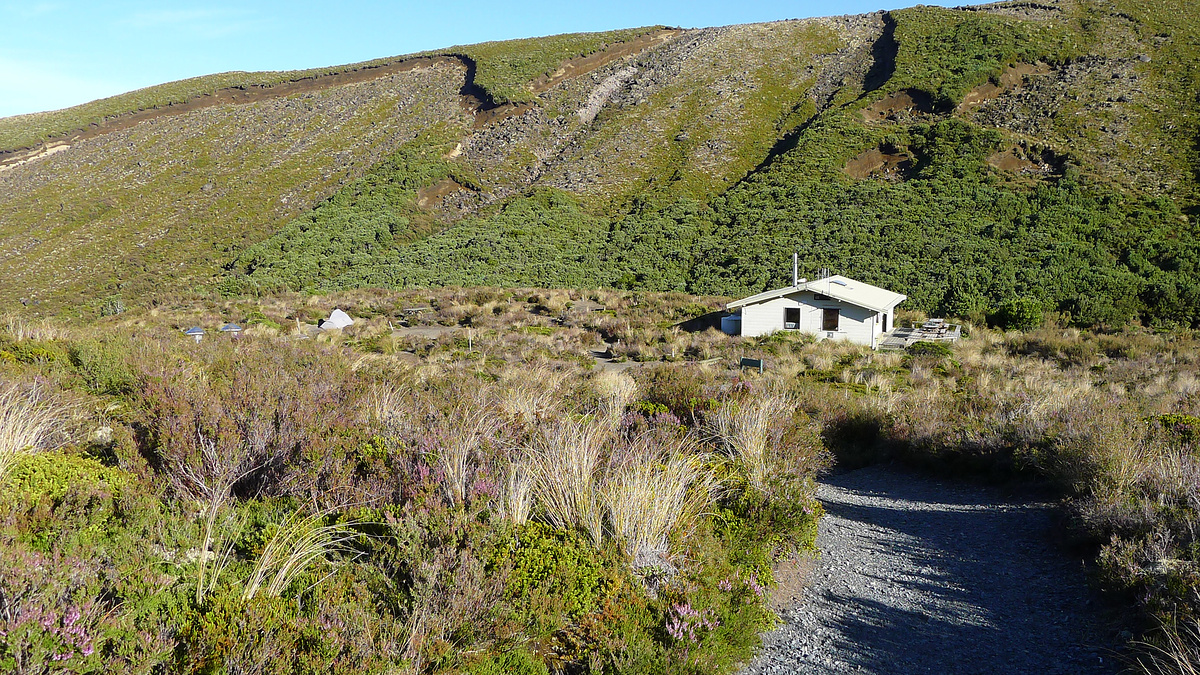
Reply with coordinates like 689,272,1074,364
740,465,1121,675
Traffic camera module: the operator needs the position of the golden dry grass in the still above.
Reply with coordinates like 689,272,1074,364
0,381,67,483
603,435,718,562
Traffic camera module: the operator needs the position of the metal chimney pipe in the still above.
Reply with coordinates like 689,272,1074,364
793,252,799,286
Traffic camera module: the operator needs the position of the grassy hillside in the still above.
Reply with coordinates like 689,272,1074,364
220,20,845,295
221,1,1200,329
0,27,662,153
454,27,664,104
0,28,666,314
0,63,473,312
2,0,1200,331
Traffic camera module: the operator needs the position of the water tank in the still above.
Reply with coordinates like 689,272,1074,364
721,313,742,335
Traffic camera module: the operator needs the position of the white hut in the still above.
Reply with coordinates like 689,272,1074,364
724,274,906,349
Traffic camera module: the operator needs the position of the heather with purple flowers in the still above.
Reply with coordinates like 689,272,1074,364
665,601,721,658
717,570,768,600
0,547,102,674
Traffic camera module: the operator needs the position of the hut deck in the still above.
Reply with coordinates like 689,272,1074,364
879,319,962,350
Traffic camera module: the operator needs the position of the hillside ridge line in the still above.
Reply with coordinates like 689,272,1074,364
0,28,682,168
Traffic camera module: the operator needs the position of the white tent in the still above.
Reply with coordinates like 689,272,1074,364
320,309,354,330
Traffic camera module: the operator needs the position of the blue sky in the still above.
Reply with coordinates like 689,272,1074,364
2,1,948,118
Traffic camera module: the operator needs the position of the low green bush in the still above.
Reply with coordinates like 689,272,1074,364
640,366,719,425
906,340,952,358
989,298,1044,331
68,339,135,396
1151,413,1200,445
463,649,549,675
492,522,614,623
0,338,66,364
1,451,127,504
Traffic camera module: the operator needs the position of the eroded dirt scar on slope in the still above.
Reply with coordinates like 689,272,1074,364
741,465,1120,675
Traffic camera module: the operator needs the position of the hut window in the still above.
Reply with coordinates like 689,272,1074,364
822,308,840,331
784,307,800,329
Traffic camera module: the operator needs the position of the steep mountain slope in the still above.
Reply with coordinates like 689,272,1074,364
1,0,1198,326
0,28,666,311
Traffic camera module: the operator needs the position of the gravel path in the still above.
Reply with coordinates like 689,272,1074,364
741,465,1121,675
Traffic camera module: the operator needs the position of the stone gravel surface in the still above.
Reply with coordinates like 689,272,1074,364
740,465,1121,675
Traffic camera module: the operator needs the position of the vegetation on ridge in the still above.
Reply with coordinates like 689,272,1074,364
452,27,665,104
209,1,1200,331
10,2,1200,330
225,116,1200,329
884,6,1083,109
0,26,662,153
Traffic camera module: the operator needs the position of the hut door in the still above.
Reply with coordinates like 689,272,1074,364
822,308,840,331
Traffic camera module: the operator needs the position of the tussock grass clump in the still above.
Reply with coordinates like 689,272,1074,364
244,511,361,601
603,435,718,565
499,365,568,426
592,370,640,429
498,460,534,525
1136,618,1200,675
2,314,67,342
0,381,67,484
525,419,608,547
434,405,495,506
708,390,796,490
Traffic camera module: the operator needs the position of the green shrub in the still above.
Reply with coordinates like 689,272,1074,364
640,366,718,425
244,310,283,331
990,298,1044,331
1,451,127,503
717,481,822,570
1151,413,1200,445
491,522,613,627
68,339,135,395
632,400,671,416
462,648,549,675
0,338,66,364
906,340,952,358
